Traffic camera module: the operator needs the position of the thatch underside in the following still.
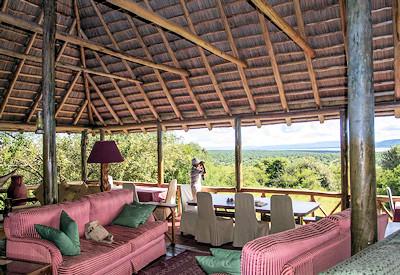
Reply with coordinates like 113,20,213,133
0,0,398,133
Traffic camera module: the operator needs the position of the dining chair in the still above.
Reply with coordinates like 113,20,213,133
122,182,139,202
386,187,400,222
154,179,177,220
179,184,198,236
233,193,269,247
270,194,296,234
195,192,234,246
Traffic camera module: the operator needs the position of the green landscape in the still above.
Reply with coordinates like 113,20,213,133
1,131,400,212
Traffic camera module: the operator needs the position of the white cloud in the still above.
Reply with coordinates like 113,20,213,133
173,116,400,150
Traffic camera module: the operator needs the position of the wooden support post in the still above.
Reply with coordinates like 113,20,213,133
81,130,88,182
157,123,164,186
42,0,58,204
235,117,242,191
340,110,350,210
98,129,109,191
347,0,377,254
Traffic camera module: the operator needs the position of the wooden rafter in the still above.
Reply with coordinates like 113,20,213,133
26,19,77,123
55,71,82,117
1,0,8,12
106,0,247,68
125,16,183,120
216,1,257,114
0,11,44,119
249,0,315,58
180,0,232,119
0,11,188,77
339,0,348,64
73,100,88,125
393,0,400,118
293,0,324,123
141,0,211,130
90,103,106,126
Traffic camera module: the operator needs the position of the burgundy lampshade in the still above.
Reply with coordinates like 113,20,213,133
87,141,124,164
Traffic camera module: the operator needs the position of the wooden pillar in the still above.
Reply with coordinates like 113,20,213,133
98,129,110,191
235,117,242,191
347,0,377,254
157,123,164,186
340,110,350,210
81,130,88,182
42,0,57,204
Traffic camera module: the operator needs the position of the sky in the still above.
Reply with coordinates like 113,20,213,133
173,116,400,150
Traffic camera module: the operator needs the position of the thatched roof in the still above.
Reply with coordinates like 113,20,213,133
0,0,398,133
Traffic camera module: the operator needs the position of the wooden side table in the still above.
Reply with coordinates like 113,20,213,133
142,202,177,246
0,258,51,275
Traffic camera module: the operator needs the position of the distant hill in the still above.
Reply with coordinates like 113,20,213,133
376,139,400,148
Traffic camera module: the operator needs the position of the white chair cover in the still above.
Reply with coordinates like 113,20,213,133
386,187,395,214
154,179,177,220
233,193,269,247
195,192,234,246
270,195,296,234
179,184,198,236
122,182,139,202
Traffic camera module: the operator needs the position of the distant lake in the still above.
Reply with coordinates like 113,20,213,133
281,147,390,152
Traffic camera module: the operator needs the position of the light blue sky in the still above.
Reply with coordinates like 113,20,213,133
173,116,400,150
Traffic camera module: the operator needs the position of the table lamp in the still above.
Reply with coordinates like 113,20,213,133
87,140,124,192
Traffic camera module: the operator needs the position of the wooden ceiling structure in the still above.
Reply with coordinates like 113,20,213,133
0,0,398,133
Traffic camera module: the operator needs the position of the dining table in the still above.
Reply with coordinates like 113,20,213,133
188,193,320,222
136,186,167,202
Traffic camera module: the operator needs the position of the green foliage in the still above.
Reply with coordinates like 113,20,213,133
381,145,400,170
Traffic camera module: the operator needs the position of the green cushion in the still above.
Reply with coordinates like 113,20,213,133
112,203,156,228
196,255,241,275
60,210,80,250
34,224,80,256
210,248,241,260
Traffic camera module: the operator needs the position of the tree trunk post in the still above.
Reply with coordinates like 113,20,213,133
81,130,88,182
340,110,350,210
157,123,164,186
347,0,377,254
42,0,58,204
235,117,242,192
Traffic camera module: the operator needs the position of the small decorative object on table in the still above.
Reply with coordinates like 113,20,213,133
7,175,27,206
226,197,234,203
254,200,267,207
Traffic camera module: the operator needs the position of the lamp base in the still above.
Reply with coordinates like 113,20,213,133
100,163,111,192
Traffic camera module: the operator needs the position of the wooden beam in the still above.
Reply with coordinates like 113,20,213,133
55,71,81,117
0,122,90,132
0,11,188,77
90,103,106,126
73,100,88,125
235,117,243,191
340,110,350,210
393,0,400,109
157,123,164,186
180,0,232,118
250,0,315,58
125,16,183,120
106,0,246,68
42,0,58,204
81,130,88,182
347,0,377,254
339,0,349,64
0,11,43,119
1,0,9,12
216,1,257,113
293,0,323,123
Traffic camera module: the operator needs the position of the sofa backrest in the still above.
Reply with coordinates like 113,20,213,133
85,189,133,226
4,198,90,239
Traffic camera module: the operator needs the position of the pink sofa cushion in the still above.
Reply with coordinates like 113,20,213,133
327,209,351,235
86,190,133,226
58,239,131,275
105,220,168,252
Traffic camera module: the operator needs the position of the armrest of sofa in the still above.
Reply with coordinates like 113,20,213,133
6,237,63,274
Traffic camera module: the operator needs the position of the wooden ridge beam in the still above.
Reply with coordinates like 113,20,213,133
0,11,188,77
55,71,81,117
293,0,324,123
106,0,247,68
180,0,232,120
394,0,400,117
249,0,316,58
0,11,44,119
125,16,183,120
216,1,257,114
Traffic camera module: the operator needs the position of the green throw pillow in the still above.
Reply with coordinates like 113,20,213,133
112,203,156,228
60,210,80,250
34,224,80,256
196,255,241,275
210,248,241,260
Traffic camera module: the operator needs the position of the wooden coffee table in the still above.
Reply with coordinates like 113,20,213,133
0,258,51,275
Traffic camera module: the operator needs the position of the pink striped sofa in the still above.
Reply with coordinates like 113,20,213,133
241,210,388,275
4,189,168,275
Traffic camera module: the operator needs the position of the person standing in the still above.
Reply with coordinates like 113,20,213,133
190,158,206,200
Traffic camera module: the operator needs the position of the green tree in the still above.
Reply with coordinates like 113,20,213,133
381,145,400,170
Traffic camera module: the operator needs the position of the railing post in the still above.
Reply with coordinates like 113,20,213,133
340,110,350,210
347,0,377,254
42,0,58,204
157,123,164,187
234,117,242,192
